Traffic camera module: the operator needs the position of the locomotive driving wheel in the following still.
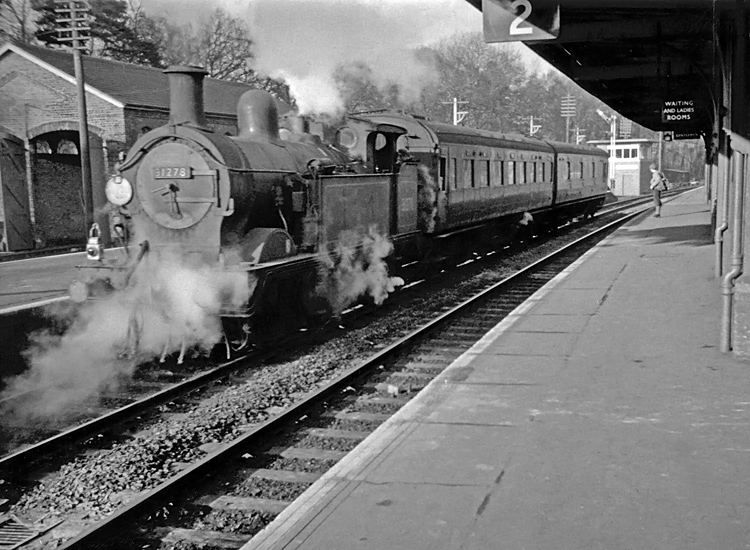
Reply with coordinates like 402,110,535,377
221,318,252,358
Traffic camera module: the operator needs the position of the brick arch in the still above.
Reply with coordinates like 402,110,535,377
0,124,22,140
27,121,106,141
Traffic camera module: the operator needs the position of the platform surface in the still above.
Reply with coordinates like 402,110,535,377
245,189,750,550
0,252,86,312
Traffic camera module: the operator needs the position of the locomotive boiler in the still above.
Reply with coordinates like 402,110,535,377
72,65,423,349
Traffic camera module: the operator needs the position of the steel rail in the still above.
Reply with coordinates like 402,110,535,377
0,351,262,479
56,204,650,550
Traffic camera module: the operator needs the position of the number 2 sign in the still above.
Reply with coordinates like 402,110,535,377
483,0,560,43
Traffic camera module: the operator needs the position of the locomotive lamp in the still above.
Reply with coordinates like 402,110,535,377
86,223,103,261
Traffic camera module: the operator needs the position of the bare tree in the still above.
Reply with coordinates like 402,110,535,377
151,8,293,105
1,0,36,43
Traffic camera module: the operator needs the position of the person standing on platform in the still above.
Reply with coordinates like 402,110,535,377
649,163,668,217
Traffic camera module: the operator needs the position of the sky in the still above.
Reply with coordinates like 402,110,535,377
141,0,551,114
143,0,484,39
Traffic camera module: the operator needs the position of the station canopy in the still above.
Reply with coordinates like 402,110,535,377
468,0,728,136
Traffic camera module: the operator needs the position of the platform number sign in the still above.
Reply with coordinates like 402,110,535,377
483,0,560,43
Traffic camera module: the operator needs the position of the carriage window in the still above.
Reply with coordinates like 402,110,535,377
623,149,630,158
440,157,446,190
507,161,515,185
541,162,546,182
485,160,491,186
615,149,623,158
463,159,472,187
452,158,458,189
498,160,505,185
592,162,596,178
476,160,488,187
567,161,572,180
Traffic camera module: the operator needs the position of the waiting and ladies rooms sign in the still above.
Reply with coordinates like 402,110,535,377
662,100,695,123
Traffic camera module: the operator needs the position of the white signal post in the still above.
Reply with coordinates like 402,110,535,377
442,97,469,126
596,109,617,188
529,115,541,136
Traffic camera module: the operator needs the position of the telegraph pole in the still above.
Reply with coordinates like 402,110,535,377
55,0,94,234
561,94,576,143
441,97,468,125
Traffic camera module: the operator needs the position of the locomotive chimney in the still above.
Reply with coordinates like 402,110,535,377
237,90,280,141
164,65,209,128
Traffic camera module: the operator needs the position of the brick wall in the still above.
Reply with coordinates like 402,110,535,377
33,154,86,245
0,52,126,142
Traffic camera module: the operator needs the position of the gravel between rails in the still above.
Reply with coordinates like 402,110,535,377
4,213,626,548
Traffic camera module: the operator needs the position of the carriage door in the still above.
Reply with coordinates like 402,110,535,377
0,134,33,251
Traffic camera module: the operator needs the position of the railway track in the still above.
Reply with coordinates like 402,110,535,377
0,191,688,548
37,199,658,550
0,190,667,467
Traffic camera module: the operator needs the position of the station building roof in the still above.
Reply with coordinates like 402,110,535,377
466,0,728,136
0,42,254,117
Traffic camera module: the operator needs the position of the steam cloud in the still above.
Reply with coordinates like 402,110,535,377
2,252,253,420
317,226,404,316
247,0,450,114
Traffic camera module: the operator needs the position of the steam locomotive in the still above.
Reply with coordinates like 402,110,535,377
71,65,609,351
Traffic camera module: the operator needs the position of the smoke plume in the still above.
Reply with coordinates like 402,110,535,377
317,226,404,316
246,0,446,115
2,252,253,420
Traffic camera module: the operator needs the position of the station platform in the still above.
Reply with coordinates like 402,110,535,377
245,188,750,550
0,252,82,313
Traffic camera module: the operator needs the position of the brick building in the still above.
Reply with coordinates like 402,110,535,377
0,41,256,251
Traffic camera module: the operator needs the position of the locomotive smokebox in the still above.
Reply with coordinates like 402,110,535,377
164,65,209,128
238,90,280,141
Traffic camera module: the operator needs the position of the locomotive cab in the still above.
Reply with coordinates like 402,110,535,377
367,126,404,173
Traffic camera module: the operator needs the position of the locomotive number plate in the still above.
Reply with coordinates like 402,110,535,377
153,166,192,179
